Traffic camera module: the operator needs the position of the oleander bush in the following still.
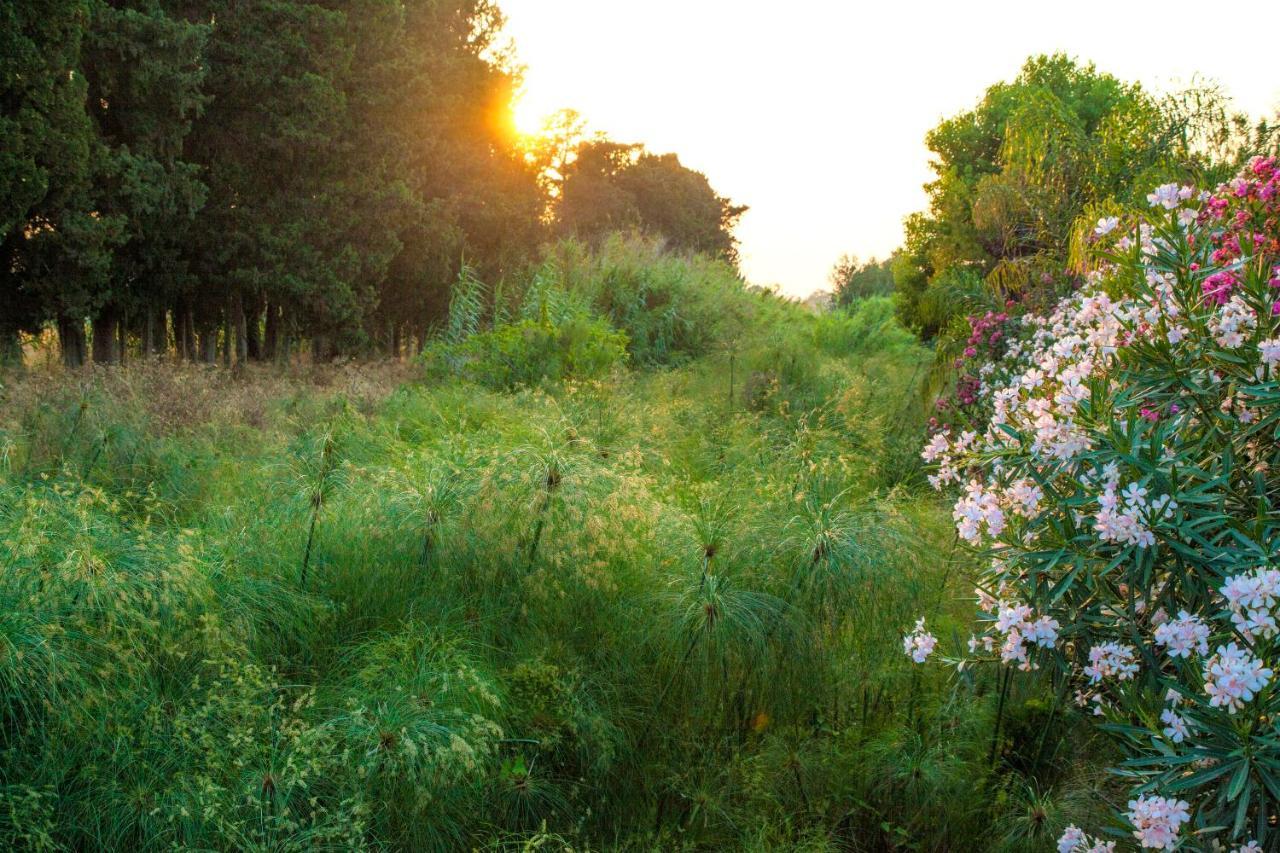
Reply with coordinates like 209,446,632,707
916,157,1280,852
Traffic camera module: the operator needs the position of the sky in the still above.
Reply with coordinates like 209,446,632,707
499,1,1280,298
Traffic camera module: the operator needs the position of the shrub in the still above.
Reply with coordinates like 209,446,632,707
539,234,758,365
812,296,918,359
425,315,628,390
915,158,1280,851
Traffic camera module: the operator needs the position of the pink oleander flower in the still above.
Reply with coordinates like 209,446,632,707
1201,270,1239,305
1159,708,1189,743
1152,610,1209,658
1260,338,1280,367
1058,826,1085,853
1221,568,1280,639
1125,795,1190,850
1203,643,1273,713
921,432,949,463
903,618,937,663
1146,184,1184,211
1084,642,1139,683
1058,826,1116,853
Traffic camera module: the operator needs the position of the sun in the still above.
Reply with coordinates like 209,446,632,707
512,92,551,139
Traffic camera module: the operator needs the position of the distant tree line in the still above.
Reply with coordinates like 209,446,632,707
828,254,894,307
1,1,745,367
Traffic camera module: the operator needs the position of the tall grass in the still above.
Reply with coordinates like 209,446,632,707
0,245,1109,849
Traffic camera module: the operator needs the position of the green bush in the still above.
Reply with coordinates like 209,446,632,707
812,296,918,358
537,234,759,365
425,315,628,389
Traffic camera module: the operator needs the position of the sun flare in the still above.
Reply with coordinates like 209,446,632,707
512,92,553,139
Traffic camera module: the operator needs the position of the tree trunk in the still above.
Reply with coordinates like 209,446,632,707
174,302,187,359
278,306,294,365
245,294,263,361
58,315,87,368
92,307,121,365
391,323,402,360
0,327,22,368
197,313,218,364
220,311,231,367
117,312,128,366
233,291,248,365
311,334,329,363
264,301,278,362
184,306,197,361
144,308,156,358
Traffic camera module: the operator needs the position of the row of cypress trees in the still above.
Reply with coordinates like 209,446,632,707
6,1,732,367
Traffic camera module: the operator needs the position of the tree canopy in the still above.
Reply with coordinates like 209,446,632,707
555,139,747,265
892,53,1274,338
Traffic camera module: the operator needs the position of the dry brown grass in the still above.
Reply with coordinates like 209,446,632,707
0,358,416,437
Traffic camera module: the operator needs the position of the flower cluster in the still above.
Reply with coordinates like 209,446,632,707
1152,610,1209,658
1203,643,1272,714
1221,568,1280,640
903,618,937,663
1094,477,1175,549
1058,825,1116,852
1125,795,1190,850
929,308,1024,432
1083,642,1139,684
967,594,1060,669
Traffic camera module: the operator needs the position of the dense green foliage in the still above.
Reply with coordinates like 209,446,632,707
555,141,747,264
0,247,1117,849
0,1,743,367
921,158,1280,851
829,254,895,306
893,54,1275,339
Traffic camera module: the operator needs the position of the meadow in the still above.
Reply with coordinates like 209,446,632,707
8,7,1280,844
0,240,1117,850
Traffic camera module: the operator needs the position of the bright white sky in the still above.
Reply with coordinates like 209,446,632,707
500,1,1280,297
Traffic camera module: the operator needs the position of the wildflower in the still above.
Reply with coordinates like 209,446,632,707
1233,842,1263,853
1095,216,1119,236
1125,795,1190,849
903,618,937,664
1203,643,1272,713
